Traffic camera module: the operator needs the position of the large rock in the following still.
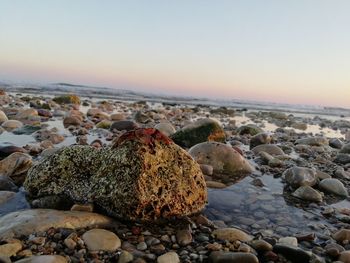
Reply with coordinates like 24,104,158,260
0,209,113,239
171,118,225,148
24,128,207,221
189,142,254,181
283,167,317,188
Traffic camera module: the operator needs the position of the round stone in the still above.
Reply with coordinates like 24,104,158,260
82,228,121,252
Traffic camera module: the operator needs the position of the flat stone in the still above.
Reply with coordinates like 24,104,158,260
14,255,67,263
212,228,253,242
0,209,114,239
157,252,180,263
82,228,121,252
292,186,323,202
209,251,259,263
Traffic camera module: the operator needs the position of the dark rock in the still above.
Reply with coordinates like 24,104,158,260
110,120,139,132
171,118,225,148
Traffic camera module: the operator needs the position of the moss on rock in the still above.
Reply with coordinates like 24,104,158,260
53,94,81,105
170,118,226,148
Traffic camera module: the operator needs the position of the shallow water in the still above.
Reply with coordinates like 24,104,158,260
204,174,340,237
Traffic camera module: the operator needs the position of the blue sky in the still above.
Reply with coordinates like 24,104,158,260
1,1,350,107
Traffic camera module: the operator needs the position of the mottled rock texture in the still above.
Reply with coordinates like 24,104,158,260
24,128,207,221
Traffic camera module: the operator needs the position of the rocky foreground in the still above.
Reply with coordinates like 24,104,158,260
1,90,350,262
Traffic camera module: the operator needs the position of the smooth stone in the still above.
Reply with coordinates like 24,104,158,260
295,137,329,146
0,209,114,239
283,167,317,188
189,142,254,180
82,228,121,252
0,242,22,257
12,125,41,135
250,239,273,251
252,144,284,156
200,164,214,176
0,191,16,205
1,120,23,131
333,229,350,243
319,178,348,197
0,152,32,179
324,243,345,257
340,143,350,154
176,229,192,246
330,138,344,149
206,181,227,189
154,123,176,136
273,244,312,263
250,132,272,149
14,255,67,263
118,250,134,263
278,237,298,247
15,108,38,120
291,122,307,130
0,176,18,191
212,228,253,242
0,144,25,158
209,251,259,263
292,186,323,202
335,154,350,165
110,113,126,121
96,120,112,129
157,252,180,263
110,120,139,131
339,251,350,263
0,110,8,123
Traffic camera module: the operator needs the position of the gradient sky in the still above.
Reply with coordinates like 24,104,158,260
1,1,350,108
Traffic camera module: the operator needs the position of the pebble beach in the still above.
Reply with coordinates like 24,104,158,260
1,87,350,263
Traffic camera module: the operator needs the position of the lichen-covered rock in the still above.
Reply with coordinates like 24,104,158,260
53,94,81,105
237,124,263,136
170,118,225,148
24,128,207,221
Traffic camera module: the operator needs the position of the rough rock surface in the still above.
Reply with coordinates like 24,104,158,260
24,128,207,221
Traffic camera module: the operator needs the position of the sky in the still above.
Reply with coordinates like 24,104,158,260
1,1,350,108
